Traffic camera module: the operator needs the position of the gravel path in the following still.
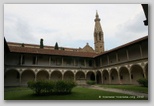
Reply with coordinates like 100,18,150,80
86,85,148,98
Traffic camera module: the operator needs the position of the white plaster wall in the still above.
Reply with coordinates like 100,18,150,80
38,56,49,66
129,44,141,60
102,56,108,66
24,55,33,65
109,53,116,64
118,49,127,62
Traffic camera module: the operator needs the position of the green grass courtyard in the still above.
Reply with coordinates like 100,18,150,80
4,85,148,100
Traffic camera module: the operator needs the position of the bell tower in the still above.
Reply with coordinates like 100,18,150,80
94,11,104,53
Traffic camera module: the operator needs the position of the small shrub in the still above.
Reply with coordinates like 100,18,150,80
87,80,96,85
137,78,148,87
27,80,76,95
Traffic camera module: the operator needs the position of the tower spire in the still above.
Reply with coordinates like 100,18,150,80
94,11,104,53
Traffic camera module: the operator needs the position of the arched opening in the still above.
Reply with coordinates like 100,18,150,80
76,71,86,85
4,69,20,86
96,71,102,84
76,71,85,80
21,70,35,85
51,71,62,81
86,71,95,81
131,65,144,85
37,70,49,80
119,67,130,84
102,70,109,84
145,63,148,79
110,69,119,84
64,71,74,80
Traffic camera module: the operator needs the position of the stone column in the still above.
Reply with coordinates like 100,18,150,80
49,56,51,66
100,58,102,67
20,54,23,65
143,70,146,79
129,69,132,84
126,49,129,60
35,72,37,81
139,44,143,58
100,71,103,84
62,73,64,80
109,71,111,84
35,56,38,65
49,72,51,80
94,72,97,83
116,53,119,62
85,72,87,81
74,58,76,66
19,71,22,86
107,55,109,65
84,59,87,67
62,57,64,66
117,69,121,84
74,73,76,82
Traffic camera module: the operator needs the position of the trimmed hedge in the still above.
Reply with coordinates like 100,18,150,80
137,78,148,87
27,80,76,95
86,80,96,85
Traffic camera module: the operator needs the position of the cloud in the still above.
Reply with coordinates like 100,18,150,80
104,11,148,50
4,4,148,50
4,14,37,44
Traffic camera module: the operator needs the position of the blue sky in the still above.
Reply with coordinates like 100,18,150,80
4,4,148,50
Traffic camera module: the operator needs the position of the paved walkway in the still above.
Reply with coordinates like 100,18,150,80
85,85,148,98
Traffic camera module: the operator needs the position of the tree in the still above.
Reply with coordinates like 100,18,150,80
54,42,59,50
40,38,44,48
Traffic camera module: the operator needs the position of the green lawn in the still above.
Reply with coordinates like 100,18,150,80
99,85,148,93
4,86,147,100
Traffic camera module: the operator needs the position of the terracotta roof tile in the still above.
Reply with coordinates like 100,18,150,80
8,46,97,58
97,35,148,57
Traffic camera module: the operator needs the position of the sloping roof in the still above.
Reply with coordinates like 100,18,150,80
7,42,79,51
96,35,148,57
7,35,148,58
8,45,97,58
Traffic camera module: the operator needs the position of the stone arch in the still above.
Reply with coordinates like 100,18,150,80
76,71,86,85
119,67,130,84
130,64,144,85
51,70,62,81
21,70,35,85
37,70,49,80
110,68,119,84
86,71,95,81
64,70,74,80
96,71,102,84
145,63,148,79
76,71,85,80
4,69,20,86
102,70,109,84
